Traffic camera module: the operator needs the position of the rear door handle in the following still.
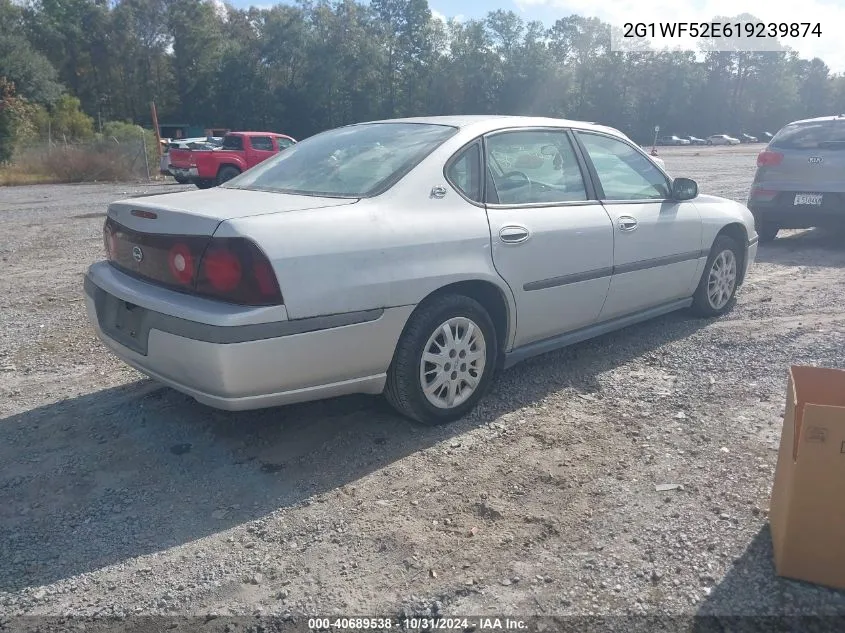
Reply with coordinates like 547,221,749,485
499,225,530,244
618,216,638,232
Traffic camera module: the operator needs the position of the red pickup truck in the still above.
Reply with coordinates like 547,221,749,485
169,131,297,189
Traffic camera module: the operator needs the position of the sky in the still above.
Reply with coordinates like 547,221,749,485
228,0,843,73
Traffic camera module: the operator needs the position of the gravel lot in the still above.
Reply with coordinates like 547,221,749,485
2,144,845,623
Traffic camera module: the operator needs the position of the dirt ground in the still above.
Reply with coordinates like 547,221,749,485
2,144,845,624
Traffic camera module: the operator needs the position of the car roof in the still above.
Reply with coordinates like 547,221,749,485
348,115,627,138
780,114,845,127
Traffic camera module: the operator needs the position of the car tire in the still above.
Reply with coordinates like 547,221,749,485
173,175,189,184
691,235,742,318
195,179,215,189
384,294,499,426
706,140,712,146
755,219,779,243
217,166,240,186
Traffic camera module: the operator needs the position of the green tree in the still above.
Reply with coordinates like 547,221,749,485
51,94,95,140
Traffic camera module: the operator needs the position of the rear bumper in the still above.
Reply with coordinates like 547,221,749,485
169,166,199,180
83,262,413,411
748,200,845,228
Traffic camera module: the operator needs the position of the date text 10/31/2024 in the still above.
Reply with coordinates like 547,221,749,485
307,617,529,631
622,22,822,39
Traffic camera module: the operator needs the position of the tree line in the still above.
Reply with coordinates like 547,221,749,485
2,0,845,162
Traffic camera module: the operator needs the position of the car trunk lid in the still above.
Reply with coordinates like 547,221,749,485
108,187,359,235
103,188,359,294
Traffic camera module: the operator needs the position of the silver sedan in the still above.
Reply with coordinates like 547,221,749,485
84,115,758,425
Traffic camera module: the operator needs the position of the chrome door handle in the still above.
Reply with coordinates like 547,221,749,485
618,216,638,232
499,225,530,244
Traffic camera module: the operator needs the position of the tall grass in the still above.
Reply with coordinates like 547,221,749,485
0,138,155,186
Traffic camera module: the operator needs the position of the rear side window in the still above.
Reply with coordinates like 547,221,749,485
251,136,274,151
446,142,482,202
771,121,845,150
222,135,244,151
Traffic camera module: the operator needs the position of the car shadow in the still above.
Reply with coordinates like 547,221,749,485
0,308,714,592
754,228,845,268
694,525,845,623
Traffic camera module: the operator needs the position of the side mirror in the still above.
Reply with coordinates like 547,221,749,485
671,177,698,201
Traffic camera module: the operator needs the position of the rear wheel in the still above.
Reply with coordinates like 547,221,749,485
217,166,241,186
385,294,498,425
195,179,215,189
691,235,741,317
755,217,779,243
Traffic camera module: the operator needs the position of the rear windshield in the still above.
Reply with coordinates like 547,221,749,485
770,121,845,150
223,122,458,198
222,135,244,151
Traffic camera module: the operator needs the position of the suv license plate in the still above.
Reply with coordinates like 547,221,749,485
794,193,823,206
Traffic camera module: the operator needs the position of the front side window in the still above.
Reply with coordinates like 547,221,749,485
446,142,482,202
577,132,670,200
224,123,458,198
485,129,587,205
250,136,274,151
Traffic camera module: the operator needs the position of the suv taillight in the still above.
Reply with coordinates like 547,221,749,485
757,150,783,166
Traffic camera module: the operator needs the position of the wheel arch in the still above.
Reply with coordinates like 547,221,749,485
400,279,516,367
713,222,749,284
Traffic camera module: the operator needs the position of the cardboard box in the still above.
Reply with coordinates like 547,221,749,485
769,365,845,590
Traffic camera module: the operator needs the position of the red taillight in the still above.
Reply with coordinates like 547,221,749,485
202,248,242,292
195,238,282,306
167,243,195,285
757,150,783,166
750,187,778,201
103,216,282,306
253,261,276,296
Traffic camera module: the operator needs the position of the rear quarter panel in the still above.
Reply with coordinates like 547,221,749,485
216,196,510,321
213,136,516,340
196,151,245,178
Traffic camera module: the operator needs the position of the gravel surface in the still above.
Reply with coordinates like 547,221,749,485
1,145,845,621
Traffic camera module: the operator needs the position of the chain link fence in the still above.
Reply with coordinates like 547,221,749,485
1,127,161,184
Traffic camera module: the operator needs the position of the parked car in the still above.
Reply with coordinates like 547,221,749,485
761,132,774,141
160,137,223,183
84,115,758,425
738,133,758,143
684,135,707,145
169,132,297,188
748,114,845,242
658,135,690,146
706,134,741,146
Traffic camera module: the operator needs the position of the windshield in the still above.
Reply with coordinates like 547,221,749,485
771,120,845,150
223,122,458,197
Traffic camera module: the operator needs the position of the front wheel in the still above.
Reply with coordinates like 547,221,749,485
691,235,741,317
173,175,190,184
195,179,215,189
384,294,499,425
